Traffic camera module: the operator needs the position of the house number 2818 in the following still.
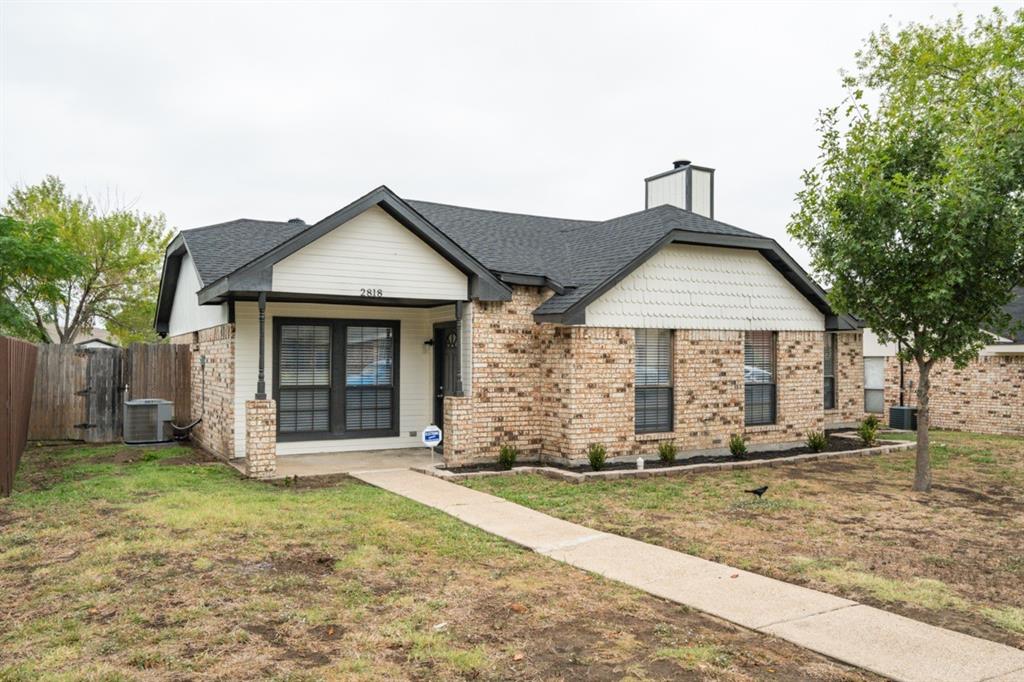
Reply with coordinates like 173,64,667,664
360,288,383,297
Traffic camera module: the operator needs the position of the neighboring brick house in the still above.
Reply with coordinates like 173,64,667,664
862,289,1024,437
154,161,862,476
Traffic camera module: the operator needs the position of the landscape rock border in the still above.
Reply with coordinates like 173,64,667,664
415,438,916,484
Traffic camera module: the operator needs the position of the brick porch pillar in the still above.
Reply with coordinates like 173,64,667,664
245,399,277,479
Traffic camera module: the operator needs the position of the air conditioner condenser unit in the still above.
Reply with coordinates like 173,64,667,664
124,399,175,444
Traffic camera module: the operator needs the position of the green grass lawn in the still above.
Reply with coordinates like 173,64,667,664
465,430,1024,651
0,443,876,681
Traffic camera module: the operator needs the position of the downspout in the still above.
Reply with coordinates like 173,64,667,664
897,340,905,407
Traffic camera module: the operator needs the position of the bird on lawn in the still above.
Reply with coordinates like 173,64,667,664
744,485,769,498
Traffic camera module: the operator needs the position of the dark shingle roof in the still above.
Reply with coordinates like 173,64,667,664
181,219,306,285
406,200,595,284
408,200,764,313
175,196,781,318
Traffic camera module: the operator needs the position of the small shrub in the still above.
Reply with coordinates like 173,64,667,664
657,441,677,463
863,414,881,430
806,430,828,453
498,444,518,470
728,434,747,457
857,417,879,446
587,443,607,471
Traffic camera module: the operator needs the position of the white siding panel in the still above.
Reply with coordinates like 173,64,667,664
272,206,468,300
690,169,712,218
167,253,228,336
585,244,824,330
646,172,686,209
234,301,458,457
863,329,898,356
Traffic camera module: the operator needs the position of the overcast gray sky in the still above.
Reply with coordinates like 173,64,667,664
2,1,1017,270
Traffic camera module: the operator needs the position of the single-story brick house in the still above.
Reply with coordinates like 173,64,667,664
861,288,1024,437
155,161,864,477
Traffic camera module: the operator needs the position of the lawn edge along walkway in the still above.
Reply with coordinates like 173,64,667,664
351,468,1024,682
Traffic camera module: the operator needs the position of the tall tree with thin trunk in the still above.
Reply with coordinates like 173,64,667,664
789,9,1024,492
3,176,168,346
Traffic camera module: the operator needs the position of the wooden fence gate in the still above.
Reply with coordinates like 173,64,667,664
1,336,39,496
28,343,191,444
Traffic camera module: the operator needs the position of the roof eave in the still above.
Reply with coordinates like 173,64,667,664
153,233,191,336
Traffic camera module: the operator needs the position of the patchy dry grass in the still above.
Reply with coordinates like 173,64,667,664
466,430,1024,649
0,443,876,681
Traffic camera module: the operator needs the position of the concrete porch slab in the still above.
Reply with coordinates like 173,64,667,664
763,604,1024,682
246,448,436,479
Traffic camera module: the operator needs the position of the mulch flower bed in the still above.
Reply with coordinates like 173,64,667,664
444,435,874,475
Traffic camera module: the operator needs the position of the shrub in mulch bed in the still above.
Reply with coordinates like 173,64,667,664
444,436,883,475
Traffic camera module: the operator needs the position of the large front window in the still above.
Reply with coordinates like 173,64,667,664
275,319,399,439
744,331,776,426
635,329,673,433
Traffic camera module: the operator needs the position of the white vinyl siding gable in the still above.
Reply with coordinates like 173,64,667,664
272,206,468,300
167,252,228,337
585,244,824,331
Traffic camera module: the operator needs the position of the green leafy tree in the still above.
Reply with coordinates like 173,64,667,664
0,215,83,340
789,9,1024,492
3,176,168,346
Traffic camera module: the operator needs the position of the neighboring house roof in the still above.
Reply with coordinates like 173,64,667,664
995,287,1024,344
155,186,855,331
42,323,117,346
76,337,119,349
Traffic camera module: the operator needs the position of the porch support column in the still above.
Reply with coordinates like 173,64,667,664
454,301,464,396
256,291,267,399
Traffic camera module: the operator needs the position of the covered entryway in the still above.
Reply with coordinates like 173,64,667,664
432,320,461,435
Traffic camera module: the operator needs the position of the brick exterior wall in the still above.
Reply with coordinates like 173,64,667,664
671,330,745,451
169,324,236,459
825,331,864,425
744,330,825,446
884,355,1024,436
443,288,549,464
245,399,277,478
443,286,833,466
538,326,635,462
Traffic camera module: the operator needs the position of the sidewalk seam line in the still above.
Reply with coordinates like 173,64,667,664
755,603,859,630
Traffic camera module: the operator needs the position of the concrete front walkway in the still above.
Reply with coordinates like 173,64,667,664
352,469,1024,682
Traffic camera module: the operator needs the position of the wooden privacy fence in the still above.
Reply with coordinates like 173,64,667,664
28,342,191,443
2,336,39,496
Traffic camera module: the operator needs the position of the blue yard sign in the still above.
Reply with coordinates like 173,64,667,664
421,425,443,447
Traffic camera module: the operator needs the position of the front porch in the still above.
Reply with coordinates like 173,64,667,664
230,447,436,479
233,294,469,479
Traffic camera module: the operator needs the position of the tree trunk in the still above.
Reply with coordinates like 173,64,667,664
913,357,933,492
